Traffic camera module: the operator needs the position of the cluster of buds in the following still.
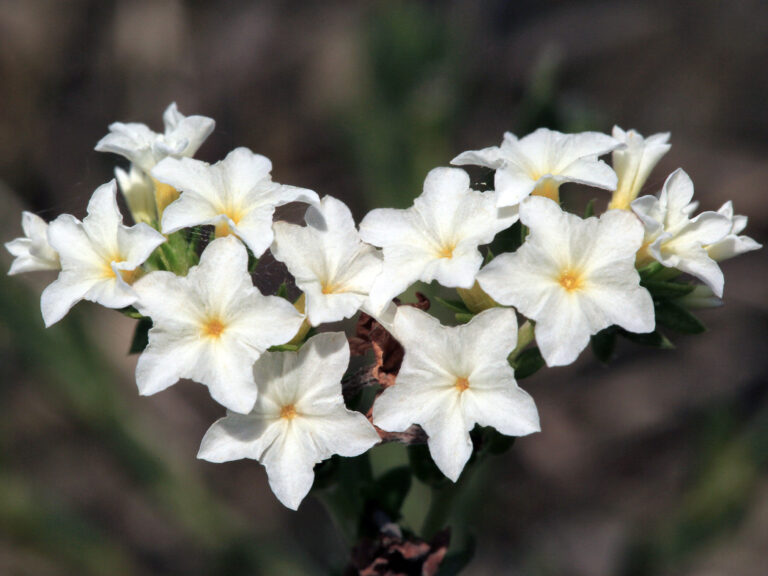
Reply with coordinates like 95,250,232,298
5,104,761,511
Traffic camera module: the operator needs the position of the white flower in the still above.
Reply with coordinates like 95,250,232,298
631,169,732,297
152,147,319,257
5,212,60,275
115,164,157,225
607,126,671,210
271,195,383,326
372,306,540,482
451,128,620,206
40,181,165,327
705,201,762,262
197,332,380,510
95,102,215,174
133,236,304,413
477,196,655,367
359,167,517,313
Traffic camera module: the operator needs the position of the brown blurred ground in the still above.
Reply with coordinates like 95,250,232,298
0,1,767,575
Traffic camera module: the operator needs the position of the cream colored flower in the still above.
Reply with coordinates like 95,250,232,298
198,333,380,509
478,196,655,367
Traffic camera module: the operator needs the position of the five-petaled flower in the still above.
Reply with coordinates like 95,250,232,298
152,147,319,257
477,196,655,367
133,236,304,413
272,195,383,325
451,128,620,206
198,332,380,509
359,167,517,313
373,306,540,481
40,181,166,327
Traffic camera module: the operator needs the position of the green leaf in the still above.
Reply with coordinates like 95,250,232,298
512,347,545,379
655,300,706,334
454,312,474,324
591,328,617,363
584,198,596,218
433,296,470,314
619,329,675,349
128,317,152,355
642,279,696,300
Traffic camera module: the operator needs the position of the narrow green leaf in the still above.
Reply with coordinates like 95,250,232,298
512,347,545,379
128,317,152,355
434,296,470,314
455,312,474,324
655,300,706,334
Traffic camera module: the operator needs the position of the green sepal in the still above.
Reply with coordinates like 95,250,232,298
454,312,474,324
119,306,145,320
268,343,300,352
654,300,706,334
276,282,290,300
433,296,470,314
642,279,696,300
638,262,664,280
128,317,153,355
591,327,617,363
511,347,545,380
619,328,675,349
584,198,596,218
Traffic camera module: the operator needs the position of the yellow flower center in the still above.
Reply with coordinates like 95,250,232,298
454,377,470,393
280,404,298,420
203,318,226,338
437,243,456,259
532,178,561,203
558,269,584,292
104,258,141,284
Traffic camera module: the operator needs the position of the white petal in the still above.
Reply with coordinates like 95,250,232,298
450,145,505,169
261,424,318,510
423,395,473,482
197,413,274,463
41,271,99,327
462,385,540,437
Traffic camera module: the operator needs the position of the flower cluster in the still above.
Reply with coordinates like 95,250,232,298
5,105,761,511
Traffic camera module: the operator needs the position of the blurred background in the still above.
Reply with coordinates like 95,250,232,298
1,0,767,574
